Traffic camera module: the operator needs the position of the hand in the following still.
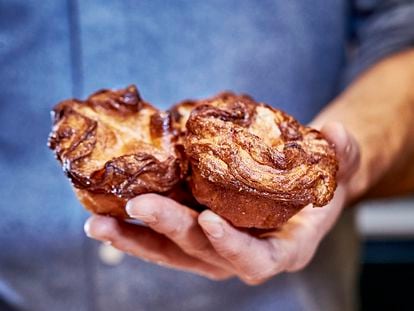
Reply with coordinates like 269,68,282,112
84,122,360,285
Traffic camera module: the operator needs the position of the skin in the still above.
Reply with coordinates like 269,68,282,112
84,49,414,285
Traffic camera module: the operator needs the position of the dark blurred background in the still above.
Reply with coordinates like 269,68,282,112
0,1,413,310
357,197,414,310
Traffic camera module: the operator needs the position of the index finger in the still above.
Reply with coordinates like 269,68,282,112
126,194,234,271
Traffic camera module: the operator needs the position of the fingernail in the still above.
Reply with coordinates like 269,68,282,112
84,218,94,237
344,144,351,154
200,212,225,238
84,221,108,242
202,221,224,238
126,201,157,224
84,216,111,242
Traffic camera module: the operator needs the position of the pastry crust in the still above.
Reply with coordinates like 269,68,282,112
48,85,338,228
170,100,199,134
184,92,338,228
48,85,186,217
169,100,208,211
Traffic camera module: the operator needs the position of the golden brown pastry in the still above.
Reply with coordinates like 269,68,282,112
48,85,186,217
48,85,338,229
170,100,198,133
184,92,338,228
168,100,207,211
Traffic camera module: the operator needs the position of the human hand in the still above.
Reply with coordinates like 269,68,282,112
84,122,360,285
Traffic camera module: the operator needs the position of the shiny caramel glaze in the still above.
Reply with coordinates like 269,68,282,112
184,92,338,228
48,86,337,227
169,100,208,211
48,85,186,217
170,100,199,134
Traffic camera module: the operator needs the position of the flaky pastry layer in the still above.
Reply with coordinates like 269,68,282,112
49,86,337,228
48,86,186,216
183,92,338,228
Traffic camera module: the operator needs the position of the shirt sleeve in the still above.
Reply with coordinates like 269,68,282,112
346,0,414,82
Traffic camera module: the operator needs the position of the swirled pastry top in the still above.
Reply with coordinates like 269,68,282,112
48,85,185,198
184,92,338,207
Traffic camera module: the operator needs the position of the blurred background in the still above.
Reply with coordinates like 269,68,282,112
356,197,414,310
1,1,413,311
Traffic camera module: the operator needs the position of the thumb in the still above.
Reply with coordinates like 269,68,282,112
320,122,360,182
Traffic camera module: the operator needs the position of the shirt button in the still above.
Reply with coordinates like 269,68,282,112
98,243,125,266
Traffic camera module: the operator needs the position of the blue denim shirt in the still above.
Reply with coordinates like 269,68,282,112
1,1,413,310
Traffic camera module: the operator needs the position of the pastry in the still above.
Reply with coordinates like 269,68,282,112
48,85,338,229
184,92,338,228
48,85,186,217
168,100,207,211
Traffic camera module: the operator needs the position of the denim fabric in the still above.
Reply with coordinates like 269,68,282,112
347,0,414,80
1,0,412,310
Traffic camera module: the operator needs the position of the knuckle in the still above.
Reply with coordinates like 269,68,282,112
187,241,212,258
159,209,191,238
269,240,296,269
288,262,306,272
241,275,267,286
163,223,183,238
207,271,233,281
219,236,253,261
221,246,243,261
105,223,125,245
238,262,275,285
288,253,313,272
245,269,270,284
246,279,265,286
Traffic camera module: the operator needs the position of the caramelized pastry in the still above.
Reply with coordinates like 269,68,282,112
48,85,338,229
169,100,207,211
170,100,198,133
48,85,186,217
184,92,338,228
